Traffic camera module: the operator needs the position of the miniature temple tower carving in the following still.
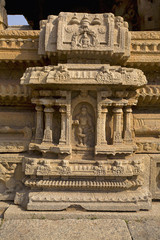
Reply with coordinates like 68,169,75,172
15,12,152,212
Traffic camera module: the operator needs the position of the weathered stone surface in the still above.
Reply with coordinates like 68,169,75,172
0,219,132,240
38,12,131,63
4,202,160,221
128,219,160,240
13,10,153,212
0,0,7,30
21,64,147,87
0,7,160,215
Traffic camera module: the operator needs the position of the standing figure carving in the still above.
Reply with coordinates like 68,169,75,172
73,105,94,147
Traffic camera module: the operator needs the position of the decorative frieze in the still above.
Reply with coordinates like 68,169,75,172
21,64,147,87
23,157,144,177
24,178,143,190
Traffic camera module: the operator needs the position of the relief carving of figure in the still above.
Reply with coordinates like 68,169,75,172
71,26,98,49
73,105,94,147
78,31,91,48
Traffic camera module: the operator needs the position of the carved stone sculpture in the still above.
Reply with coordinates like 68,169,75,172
38,12,131,63
0,10,155,212
0,0,7,30
15,9,152,211
73,105,94,147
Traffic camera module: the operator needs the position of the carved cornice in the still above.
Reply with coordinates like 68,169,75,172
0,30,40,38
126,31,160,68
21,64,147,89
137,85,160,106
131,31,160,40
0,30,40,62
0,84,31,105
0,29,159,66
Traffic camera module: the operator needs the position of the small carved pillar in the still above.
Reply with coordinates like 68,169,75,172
66,105,71,146
0,0,8,30
59,106,67,145
113,107,123,144
101,107,108,145
43,106,54,143
104,13,114,49
96,104,102,146
124,106,133,143
35,105,44,143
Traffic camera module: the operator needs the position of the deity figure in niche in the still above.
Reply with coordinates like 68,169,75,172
78,31,91,48
73,105,94,147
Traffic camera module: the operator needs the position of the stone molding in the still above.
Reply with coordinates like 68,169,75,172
137,85,160,106
24,178,143,190
23,157,143,177
0,84,31,105
0,29,159,66
21,64,147,88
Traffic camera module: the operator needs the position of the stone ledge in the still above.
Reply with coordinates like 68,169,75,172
4,202,160,221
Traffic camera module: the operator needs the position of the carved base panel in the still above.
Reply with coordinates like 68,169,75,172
29,143,71,155
95,144,137,155
22,190,151,211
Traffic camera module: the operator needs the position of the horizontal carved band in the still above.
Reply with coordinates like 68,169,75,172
25,178,142,189
137,85,160,106
0,84,31,104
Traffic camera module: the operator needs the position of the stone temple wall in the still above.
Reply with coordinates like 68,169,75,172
0,11,160,211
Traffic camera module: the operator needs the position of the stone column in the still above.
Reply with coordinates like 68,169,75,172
101,108,108,145
35,105,44,143
59,106,67,145
124,106,133,143
43,106,54,143
113,107,123,144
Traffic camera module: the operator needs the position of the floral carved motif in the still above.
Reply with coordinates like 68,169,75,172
52,66,70,82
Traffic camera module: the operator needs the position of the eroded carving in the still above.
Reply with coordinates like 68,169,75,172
73,104,94,147
38,12,131,63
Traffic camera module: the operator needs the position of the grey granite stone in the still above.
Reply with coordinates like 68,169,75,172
128,219,160,240
4,202,160,221
0,219,131,240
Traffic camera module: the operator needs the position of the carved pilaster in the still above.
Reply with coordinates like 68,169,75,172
59,106,67,145
35,105,44,144
113,107,123,144
43,106,54,143
66,105,71,146
124,106,133,143
96,104,102,146
101,108,108,145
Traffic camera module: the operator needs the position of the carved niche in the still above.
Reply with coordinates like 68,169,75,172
72,103,95,148
15,12,152,212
